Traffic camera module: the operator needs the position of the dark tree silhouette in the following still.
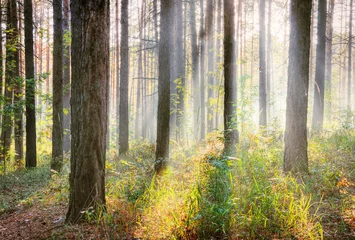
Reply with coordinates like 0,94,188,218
155,0,171,174
51,0,64,172
312,0,327,131
24,0,37,168
119,0,129,155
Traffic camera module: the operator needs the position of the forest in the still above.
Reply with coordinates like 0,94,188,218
0,0,355,239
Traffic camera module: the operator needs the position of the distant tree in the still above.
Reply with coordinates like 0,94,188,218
200,0,206,140
189,0,199,140
312,0,327,131
155,0,171,174
119,0,129,155
115,0,120,148
14,0,23,166
259,0,267,127
223,0,238,154
0,0,18,168
325,0,335,121
63,0,71,152
284,0,312,173
206,0,214,133
215,0,222,128
51,0,64,172
347,0,353,109
24,0,37,168
176,0,185,140
66,0,109,223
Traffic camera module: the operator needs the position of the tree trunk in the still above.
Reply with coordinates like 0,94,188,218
155,0,171,174
63,0,71,153
259,0,267,127
325,0,334,122
189,0,199,141
119,0,129,155
66,0,109,223
199,0,206,140
115,0,120,148
0,0,18,167
266,0,272,122
223,0,238,154
176,0,185,141
13,0,23,167
311,0,327,131
24,0,37,168
51,0,64,172
284,0,312,173
215,0,221,129
207,0,214,133
0,1,3,130
347,0,353,109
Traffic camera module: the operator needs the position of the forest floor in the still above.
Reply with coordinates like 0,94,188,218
1,131,355,239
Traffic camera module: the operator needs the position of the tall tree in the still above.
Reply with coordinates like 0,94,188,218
284,0,312,173
266,0,272,122
115,0,119,147
119,0,129,155
312,0,327,131
190,0,199,140
223,0,238,154
176,0,185,140
347,0,353,108
206,0,214,133
155,0,171,174
14,0,23,166
63,0,71,152
199,0,206,140
215,0,222,129
259,0,267,127
325,0,335,121
24,0,37,168
66,0,109,223
0,1,2,128
51,0,64,172
0,0,18,167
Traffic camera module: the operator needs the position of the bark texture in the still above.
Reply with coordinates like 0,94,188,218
1,0,18,166
24,0,37,168
63,0,71,153
223,0,238,154
284,0,312,173
312,0,327,131
155,0,171,174
119,0,129,155
51,0,64,172
66,0,109,223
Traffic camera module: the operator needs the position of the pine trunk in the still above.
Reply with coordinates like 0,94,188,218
24,0,37,168
66,0,109,223
51,0,64,172
155,0,171,174
119,0,129,155
311,0,327,131
284,0,312,173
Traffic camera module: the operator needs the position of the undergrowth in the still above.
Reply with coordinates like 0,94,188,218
1,129,355,239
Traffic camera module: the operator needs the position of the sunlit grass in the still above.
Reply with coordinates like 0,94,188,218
2,124,355,239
